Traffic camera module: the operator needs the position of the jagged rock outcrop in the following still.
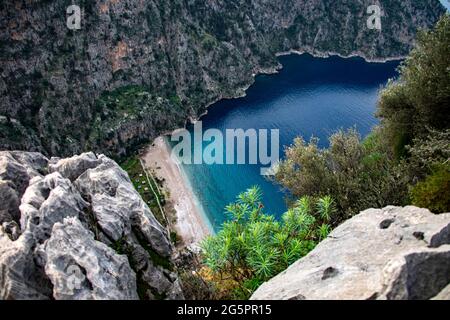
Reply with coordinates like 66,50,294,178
0,1,445,156
0,151,183,300
251,206,450,300
0,151,48,225
43,217,139,300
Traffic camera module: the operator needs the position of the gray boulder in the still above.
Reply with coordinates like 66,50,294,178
19,172,89,243
379,245,450,300
0,151,183,300
0,180,20,224
432,283,450,300
73,155,180,299
74,155,171,257
0,151,48,224
0,152,48,194
42,217,138,300
251,206,450,300
48,152,101,182
0,229,52,299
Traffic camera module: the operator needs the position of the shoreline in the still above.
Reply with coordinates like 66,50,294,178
182,49,404,125
142,137,213,248
275,49,405,63
151,50,403,136
140,50,402,248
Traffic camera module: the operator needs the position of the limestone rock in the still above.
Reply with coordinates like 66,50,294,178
251,206,450,300
0,228,52,299
432,283,450,300
71,155,181,299
48,152,101,181
74,155,171,257
19,172,89,243
0,151,48,224
379,245,450,300
42,217,138,300
0,151,182,300
0,180,20,224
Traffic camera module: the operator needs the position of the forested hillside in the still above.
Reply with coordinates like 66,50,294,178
0,0,445,157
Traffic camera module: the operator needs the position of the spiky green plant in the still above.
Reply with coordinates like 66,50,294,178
296,196,311,215
318,223,331,240
316,195,336,222
200,186,336,299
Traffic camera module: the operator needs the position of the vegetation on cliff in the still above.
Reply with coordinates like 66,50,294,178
187,14,450,300
275,15,450,219
120,155,168,226
0,0,444,156
199,187,335,299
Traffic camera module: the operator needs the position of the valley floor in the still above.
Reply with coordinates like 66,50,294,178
142,137,211,248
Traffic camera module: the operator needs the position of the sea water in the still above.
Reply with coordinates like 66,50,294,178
169,53,400,231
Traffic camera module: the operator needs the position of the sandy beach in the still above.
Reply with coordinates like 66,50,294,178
142,136,211,247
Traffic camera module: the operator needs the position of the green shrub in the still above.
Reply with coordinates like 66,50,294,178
201,32,218,51
200,187,335,299
275,128,408,222
406,129,450,179
410,164,450,213
377,15,450,157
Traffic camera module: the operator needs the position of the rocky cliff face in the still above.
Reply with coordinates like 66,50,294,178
0,151,183,300
251,206,450,300
0,0,445,157
2,152,449,300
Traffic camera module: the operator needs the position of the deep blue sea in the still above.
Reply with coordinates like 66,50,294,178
169,53,400,232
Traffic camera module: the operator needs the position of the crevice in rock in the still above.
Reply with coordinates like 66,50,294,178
366,292,379,300
132,225,174,271
30,256,54,299
79,203,101,241
321,266,339,280
379,218,395,229
413,231,425,241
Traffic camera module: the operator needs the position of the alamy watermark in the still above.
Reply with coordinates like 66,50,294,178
66,264,85,292
66,5,82,30
66,4,383,31
57,251,99,295
170,122,280,176
65,3,382,175
367,5,382,30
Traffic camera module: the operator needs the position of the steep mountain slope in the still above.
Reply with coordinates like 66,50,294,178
0,0,445,157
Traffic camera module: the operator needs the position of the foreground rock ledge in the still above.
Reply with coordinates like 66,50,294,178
0,151,183,300
251,206,450,300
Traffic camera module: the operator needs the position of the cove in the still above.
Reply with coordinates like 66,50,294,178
169,53,400,232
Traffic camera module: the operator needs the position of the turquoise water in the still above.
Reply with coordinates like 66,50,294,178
169,53,400,231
